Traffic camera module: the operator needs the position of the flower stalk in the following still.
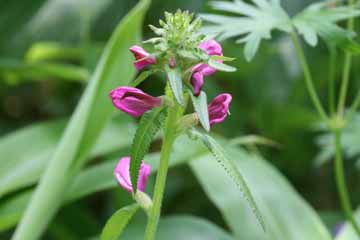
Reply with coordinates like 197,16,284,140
334,130,360,236
291,20,360,236
144,93,183,240
290,31,328,123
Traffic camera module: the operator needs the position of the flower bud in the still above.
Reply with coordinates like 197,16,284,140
191,40,223,95
110,87,162,117
208,93,232,125
129,45,156,70
114,156,151,193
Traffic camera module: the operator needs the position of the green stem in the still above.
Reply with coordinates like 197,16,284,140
334,130,360,236
347,90,360,121
144,101,182,240
328,46,337,115
338,0,355,116
290,32,328,122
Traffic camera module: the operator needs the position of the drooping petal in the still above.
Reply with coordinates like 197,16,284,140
129,45,156,70
208,93,232,125
114,156,151,193
110,87,162,117
191,72,204,96
199,39,223,56
190,40,223,93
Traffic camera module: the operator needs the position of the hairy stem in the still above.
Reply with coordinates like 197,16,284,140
334,130,360,236
144,99,182,240
338,0,355,115
290,32,328,122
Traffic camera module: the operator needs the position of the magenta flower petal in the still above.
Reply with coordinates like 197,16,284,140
199,39,223,56
190,40,223,93
110,87,162,117
129,45,156,70
114,157,151,193
208,93,232,125
191,72,204,96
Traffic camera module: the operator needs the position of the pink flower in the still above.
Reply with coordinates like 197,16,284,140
114,156,151,193
130,45,156,70
208,93,232,125
110,87,162,117
191,40,223,95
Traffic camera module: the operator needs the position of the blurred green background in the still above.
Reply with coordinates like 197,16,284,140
1,0,360,239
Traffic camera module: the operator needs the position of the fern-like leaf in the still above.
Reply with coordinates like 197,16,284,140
192,129,266,231
201,0,291,61
293,1,360,51
130,107,166,193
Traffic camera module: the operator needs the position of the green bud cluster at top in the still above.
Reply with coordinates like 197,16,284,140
145,10,208,72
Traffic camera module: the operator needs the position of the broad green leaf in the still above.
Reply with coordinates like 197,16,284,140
293,2,360,50
229,135,281,148
207,59,237,72
335,208,360,240
201,0,291,61
193,131,265,231
0,136,205,232
0,191,31,232
0,59,90,83
130,70,154,87
25,42,83,63
11,1,151,239
0,116,135,199
122,215,234,240
100,204,140,240
189,91,210,132
130,107,165,192
191,142,332,240
167,67,184,106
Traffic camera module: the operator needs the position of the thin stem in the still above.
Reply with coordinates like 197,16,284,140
334,130,360,236
347,90,360,121
144,100,182,240
338,0,355,115
328,46,337,115
290,32,328,122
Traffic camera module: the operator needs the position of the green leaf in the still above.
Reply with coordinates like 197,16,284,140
122,215,234,239
0,59,90,83
189,91,210,132
0,116,135,199
25,42,83,63
293,2,360,50
0,135,205,232
192,131,266,232
11,0,151,239
201,0,291,61
100,204,140,240
209,55,235,62
167,67,184,106
130,70,153,87
130,107,165,192
207,59,237,72
190,141,332,239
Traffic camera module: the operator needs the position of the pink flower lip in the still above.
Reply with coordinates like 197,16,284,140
114,156,151,193
191,39,223,95
109,86,162,117
129,45,156,70
208,93,232,125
